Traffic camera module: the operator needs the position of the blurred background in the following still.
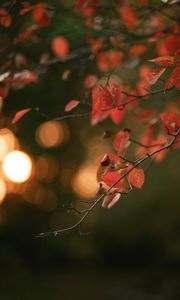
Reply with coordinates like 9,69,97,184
0,0,180,299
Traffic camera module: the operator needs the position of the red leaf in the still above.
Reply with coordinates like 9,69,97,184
102,172,122,188
91,84,124,125
102,192,121,209
12,108,32,124
84,74,98,88
64,100,80,112
113,129,130,153
148,56,174,67
160,111,180,134
145,67,166,85
75,0,88,11
110,108,125,124
120,5,138,29
96,164,110,182
32,2,45,23
129,44,146,56
128,167,145,189
91,86,109,125
52,37,69,58
157,34,180,56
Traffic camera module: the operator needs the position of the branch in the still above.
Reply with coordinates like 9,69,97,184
34,108,90,121
35,129,180,237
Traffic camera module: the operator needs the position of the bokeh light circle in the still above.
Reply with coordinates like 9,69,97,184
2,150,32,183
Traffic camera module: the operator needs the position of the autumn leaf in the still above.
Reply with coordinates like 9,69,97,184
110,108,125,124
91,85,109,125
128,167,145,189
113,129,130,153
32,2,46,23
129,44,146,56
64,100,80,112
160,111,180,134
120,5,138,29
12,108,32,124
148,56,174,67
144,67,166,85
102,192,121,209
84,74,98,88
52,37,69,58
75,0,88,11
102,172,122,188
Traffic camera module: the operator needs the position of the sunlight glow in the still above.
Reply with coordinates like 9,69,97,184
0,129,17,161
2,151,32,183
36,120,70,148
0,178,6,204
72,162,97,198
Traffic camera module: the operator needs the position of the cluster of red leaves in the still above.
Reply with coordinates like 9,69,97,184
96,129,145,209
91,84,125,125
2,0,179,213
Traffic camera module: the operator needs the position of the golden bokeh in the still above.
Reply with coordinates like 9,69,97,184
0,128,17,161
0,178,7,204
71,161,97,199
35,120,70,148
35,155,59,182
2,150,32,183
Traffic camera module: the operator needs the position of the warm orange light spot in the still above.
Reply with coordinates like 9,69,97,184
0,178,6,204
0,128,17,161
72,161,97,199
35,155,59,182
2,151,32,183
36,121,69,148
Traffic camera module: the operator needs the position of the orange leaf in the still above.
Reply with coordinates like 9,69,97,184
84,74,98,88
12,108,32,124
102,192,121,209
32,2,46,23
75,0,88,11
160,111,180,134
128,167,145,189
145,67,166,85
148,56,174,67
64,100,80,112
102,172,122,188
129,44,146,56
120,5,138,29
110,108,125,124
52,37,69,58
113,129,130,153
